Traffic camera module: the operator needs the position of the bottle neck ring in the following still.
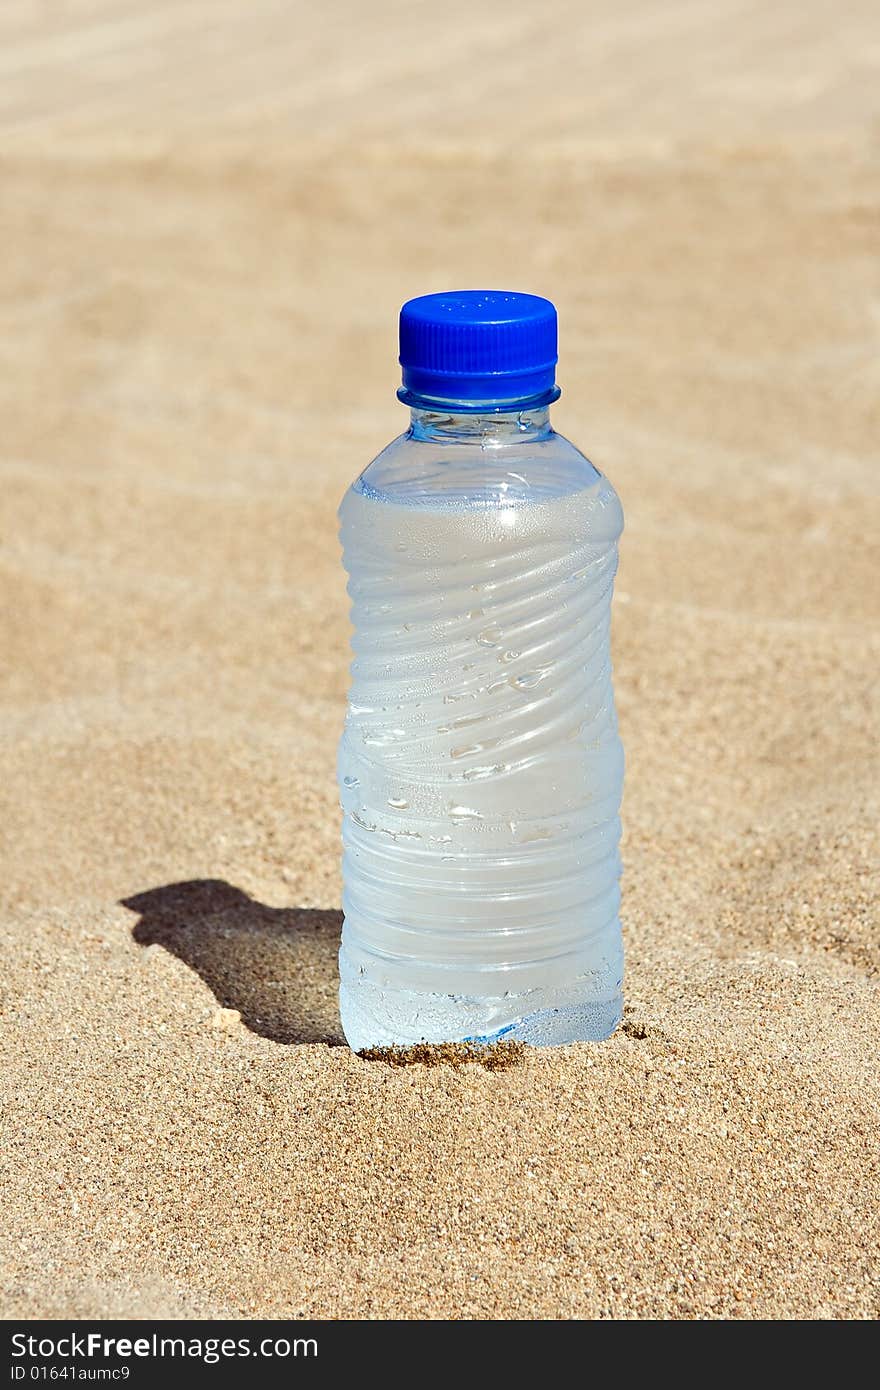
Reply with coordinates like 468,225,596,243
397,383,560,414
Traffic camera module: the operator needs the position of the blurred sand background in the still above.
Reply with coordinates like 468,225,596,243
1,0,879,1319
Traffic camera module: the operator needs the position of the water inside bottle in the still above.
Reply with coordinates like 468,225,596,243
338,470,624,1048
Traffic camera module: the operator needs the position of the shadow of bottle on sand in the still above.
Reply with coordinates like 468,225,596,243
122,879,344,1045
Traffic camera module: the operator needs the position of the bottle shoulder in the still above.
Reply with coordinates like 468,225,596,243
347,428,619,512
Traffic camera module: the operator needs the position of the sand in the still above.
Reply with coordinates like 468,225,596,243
1,0,879,1320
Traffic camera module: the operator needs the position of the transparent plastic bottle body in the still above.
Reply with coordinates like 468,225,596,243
338,405,624,1049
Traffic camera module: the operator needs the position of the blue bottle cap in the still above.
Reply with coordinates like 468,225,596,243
398,290,560,410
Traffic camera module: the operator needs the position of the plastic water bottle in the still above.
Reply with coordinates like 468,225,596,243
338,291,624,1049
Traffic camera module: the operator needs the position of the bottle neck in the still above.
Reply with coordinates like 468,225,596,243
408,404,553,445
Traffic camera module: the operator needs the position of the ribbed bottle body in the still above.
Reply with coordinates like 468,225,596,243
338,423,624,1049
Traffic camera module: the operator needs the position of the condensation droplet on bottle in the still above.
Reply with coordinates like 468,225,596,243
452,713,480,728
451,744,481,759
363,729,405,746
519,826,552,843
387,796,409,809
477,625,501,647
462,763,504,780
510,668,548,691
343,775,360,788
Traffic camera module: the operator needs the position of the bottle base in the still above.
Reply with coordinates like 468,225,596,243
339,960,622,1051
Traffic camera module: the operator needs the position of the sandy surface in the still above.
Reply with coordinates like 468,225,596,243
2,1,879,1319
